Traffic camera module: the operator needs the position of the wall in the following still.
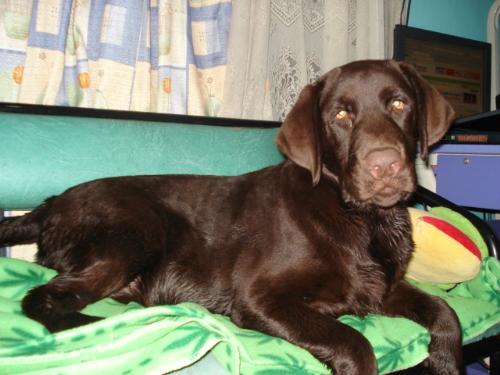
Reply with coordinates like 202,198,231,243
408,0,494,41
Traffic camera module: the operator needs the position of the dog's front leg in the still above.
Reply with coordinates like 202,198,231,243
381,280,464,375
231,294,377,375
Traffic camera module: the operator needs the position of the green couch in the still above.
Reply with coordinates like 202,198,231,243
0,103,498,374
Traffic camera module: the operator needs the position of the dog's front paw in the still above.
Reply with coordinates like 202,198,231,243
423,354,465,375
327,339,377,375
332,358,377,375
425,318,464,375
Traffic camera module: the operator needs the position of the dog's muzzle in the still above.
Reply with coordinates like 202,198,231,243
362,147,415,207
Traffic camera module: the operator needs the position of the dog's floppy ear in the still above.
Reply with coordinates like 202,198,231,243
276,81,324,185
398,62,455,159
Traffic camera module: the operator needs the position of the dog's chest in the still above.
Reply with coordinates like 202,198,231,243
308,255,390,317
307,209,413,317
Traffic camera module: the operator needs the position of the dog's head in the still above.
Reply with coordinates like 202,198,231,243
276,60,454,208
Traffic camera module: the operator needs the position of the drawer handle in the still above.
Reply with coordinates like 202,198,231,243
463,157,470,164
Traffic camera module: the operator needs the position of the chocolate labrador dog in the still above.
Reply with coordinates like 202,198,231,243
0,60,461,374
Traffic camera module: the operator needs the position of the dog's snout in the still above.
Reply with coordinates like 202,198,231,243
365,148,402,180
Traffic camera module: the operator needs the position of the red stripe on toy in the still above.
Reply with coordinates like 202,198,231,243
421,216,482,260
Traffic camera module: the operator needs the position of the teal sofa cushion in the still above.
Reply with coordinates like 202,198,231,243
0,112,283,209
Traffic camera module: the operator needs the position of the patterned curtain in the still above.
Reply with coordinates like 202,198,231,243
0,0,231,116
0,0,405,120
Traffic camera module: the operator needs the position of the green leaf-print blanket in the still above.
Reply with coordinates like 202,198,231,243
0,257,498,375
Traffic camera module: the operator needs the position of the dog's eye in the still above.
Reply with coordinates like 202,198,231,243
335,110,353,127
390,99,406,112
335,110,348,120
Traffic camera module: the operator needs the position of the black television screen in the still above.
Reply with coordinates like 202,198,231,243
393,25,491,118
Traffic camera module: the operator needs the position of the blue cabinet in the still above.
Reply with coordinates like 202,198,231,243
433,144,500,210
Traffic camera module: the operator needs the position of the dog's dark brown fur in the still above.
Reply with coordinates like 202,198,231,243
0,60,462,374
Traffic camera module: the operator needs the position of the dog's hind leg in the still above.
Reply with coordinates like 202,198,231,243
22,275,104,332
21,246,154,332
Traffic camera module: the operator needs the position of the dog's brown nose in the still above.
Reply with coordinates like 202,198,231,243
365,148,402,180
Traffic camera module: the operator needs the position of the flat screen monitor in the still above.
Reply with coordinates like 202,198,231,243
393,25,491,118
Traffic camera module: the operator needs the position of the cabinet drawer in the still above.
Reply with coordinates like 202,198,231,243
435,154,500,210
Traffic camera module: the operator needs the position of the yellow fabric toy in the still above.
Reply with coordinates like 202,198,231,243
406,207,487,284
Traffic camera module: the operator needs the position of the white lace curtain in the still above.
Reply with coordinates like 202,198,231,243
221,0,406,121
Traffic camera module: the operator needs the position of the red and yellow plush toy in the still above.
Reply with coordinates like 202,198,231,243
406,207,487,285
